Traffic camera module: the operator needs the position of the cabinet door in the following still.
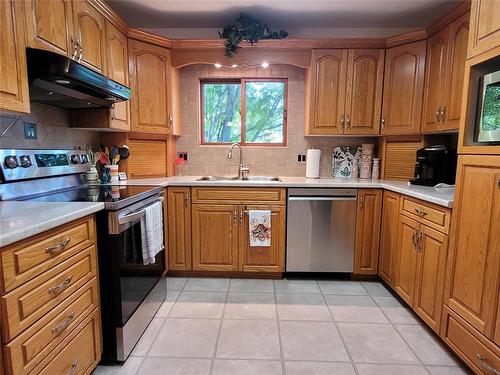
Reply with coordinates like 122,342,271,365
192,204,239,271
344,49,384,135
0,0,30,113
442,12,469,131
308,49,347,135
422,28,448,132
105,21,130,131
167,187,192,270
239,205,285,273
468,0,500,59
445,155,500,339
128,39,170,134
381,40,426,135
354,189,382,275
127,138,167,179
378,191,400,286
413,225,448,333
25,0,74,56
73,0,106,73
394,215,419,305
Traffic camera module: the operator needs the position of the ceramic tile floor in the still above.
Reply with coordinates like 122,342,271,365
94,277,471,375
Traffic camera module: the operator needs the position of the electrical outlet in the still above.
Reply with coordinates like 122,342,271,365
297,154,306,163
177,152,188,161
23,122,37,139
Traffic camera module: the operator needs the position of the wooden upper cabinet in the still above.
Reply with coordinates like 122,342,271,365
422,28,449,132
73,0,106,74
0,0,30,113
24,0,75,57
128,39,170,134
381,40,426,135
167,187,192,271
239,205,285,273
344,49,384,135
105,21,130,130
468,0,500,59
423,12,470,133
192,204,239,271
413,225,448,333
445,155,500,340
354,189,382,275
307,49,347,135
443,12,469,130
378,191,400,286
394,214,419,305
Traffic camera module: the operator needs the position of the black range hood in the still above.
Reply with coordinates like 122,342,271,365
27,48,132,109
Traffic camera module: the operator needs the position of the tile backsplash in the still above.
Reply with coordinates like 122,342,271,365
0,103,100,150
176,64,377,177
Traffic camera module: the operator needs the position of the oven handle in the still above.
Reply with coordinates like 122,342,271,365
117,196,164,225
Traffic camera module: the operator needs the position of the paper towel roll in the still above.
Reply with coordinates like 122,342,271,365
306,148,321,179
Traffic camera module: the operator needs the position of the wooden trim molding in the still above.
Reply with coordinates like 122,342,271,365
426,0,471,37
91,0,129,35
386,29,427,48
127,28,172,48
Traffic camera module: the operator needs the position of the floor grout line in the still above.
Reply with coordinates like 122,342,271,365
273,279,287,375
208,278,231,375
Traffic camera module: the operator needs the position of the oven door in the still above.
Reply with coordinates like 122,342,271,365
98,194,166,363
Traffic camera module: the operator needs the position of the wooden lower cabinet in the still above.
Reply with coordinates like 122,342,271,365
378,191,400,285
192,204,239,271
240,205,286,273
393,208,449,333
354,189,382,275
167,187,192,270
444,155,500,340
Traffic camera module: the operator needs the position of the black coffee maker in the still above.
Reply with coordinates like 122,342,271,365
410,145,457,186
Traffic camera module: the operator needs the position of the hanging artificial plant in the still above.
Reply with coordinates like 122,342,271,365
219,13,289,56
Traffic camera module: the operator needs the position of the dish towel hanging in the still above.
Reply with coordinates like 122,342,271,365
248,210,271,247
140,201,164,265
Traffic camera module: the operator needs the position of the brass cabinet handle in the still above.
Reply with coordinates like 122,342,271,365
436,107,442,123
233,209,237,226
340,115,345,129
416,230,423,252
66,360,78,375
77,40,83,62
46,238,71,254
52,311,75,336
381,116,385,129
412,231,418,249
48,276,73,295
70,38,78,60
477,353,500,375
414,207,428,217
441,106,447,123
345,115,351,128
239,207,244,226
184,192,189,207
358,196,364,209
169,114,173,129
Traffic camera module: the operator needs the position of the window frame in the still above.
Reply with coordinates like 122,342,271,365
199,78,288,146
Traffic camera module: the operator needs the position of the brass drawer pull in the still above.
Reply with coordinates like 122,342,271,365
477,353,500,375
46,238,71,254
48,276,73,295
66,360,78,375
185,192,189,207
52,311,75,336
414,207,428,217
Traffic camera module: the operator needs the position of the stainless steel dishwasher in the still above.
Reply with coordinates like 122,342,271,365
286,188,357,272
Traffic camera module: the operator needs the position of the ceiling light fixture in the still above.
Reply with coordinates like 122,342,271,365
214,63,222,69
210,62,272,69
231,64,238,68
261,62,269,68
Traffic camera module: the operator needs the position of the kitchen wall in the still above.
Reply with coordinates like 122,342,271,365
176,64,376,177
0,103,100,150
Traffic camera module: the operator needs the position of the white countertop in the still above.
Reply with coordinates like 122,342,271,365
116,176,455,208
0,176,453,247
0,201,104,247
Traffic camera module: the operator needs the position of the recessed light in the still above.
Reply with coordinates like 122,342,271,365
231,64,238,68
261,62,269,68
214,63,222,69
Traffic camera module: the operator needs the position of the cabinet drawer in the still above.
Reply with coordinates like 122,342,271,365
442,306,500,375
30,308,101,375
400,196,451,234
192,187,286,205
3,278,99,375
0,246,97,343
1,216,95,293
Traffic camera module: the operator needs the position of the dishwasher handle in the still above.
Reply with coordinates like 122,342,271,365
288,196,357,201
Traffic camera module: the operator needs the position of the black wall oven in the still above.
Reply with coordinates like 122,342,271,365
96,192,166,363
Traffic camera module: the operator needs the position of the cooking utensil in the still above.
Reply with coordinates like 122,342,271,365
93,152,101,166
118,145,130,161
104,146,110,162
110,146,117,165
99,152,109,165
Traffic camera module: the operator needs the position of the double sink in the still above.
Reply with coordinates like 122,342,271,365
197,176,282,182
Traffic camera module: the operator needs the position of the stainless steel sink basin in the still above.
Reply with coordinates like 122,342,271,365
196,176,281,182
196,176,239,181
242,176,282,182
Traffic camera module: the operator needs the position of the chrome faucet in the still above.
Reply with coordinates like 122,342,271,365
227,143,249,179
